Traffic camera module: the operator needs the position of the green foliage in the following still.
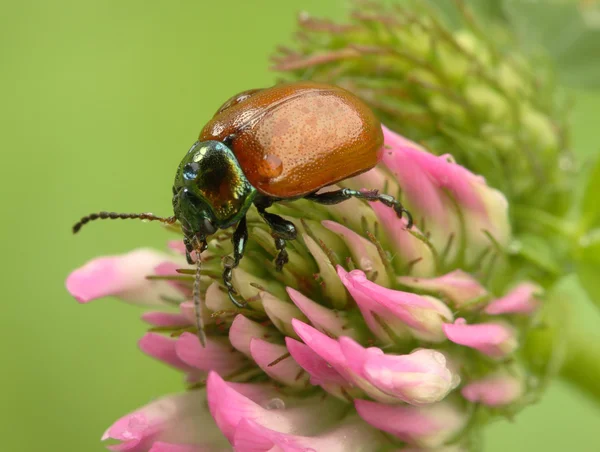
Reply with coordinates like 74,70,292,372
504,0,600,89
575,230,600,308
580,155,600,231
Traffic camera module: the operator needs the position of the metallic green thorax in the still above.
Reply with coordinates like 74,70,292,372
172,141,256,237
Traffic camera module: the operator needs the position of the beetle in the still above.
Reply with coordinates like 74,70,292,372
73,81,412,345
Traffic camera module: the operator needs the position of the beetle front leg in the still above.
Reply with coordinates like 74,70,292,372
222,216,248,308
255,199,297,271
306,188,413,228
183,236,195,265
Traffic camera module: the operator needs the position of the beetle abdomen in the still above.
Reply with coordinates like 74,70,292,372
200,82,383,198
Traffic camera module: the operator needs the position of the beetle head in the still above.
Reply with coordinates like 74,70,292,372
172,141,256,240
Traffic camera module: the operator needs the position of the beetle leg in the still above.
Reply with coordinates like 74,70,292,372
222,216,248,308
255,200,297,271
306,188,413,228
183,236,195,265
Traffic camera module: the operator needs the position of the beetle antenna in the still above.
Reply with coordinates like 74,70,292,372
193,241,207,347
72,212,177,234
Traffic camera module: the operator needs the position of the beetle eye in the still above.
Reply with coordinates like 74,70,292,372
183,162,200,181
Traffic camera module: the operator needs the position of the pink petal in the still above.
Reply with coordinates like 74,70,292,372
322,220,390,287
233,417,384,452
362,348,457,404
398,270,488,309
206,372,344,443
250,339,308,389
381,126,510,265
290,320,346,373
103,392,226,451
285,337,347,388
337,337,398,403
229,315,272,357
139,333,195,373
484,282,542,315
370,201,436,277
461,371,524,406
355,399,467,448
176,333,246,375
337,267,410,343
149,443,212,452
443,318,518,358
339,267,451,342
287,287,357,339
142,312,192,328
66,248,185,306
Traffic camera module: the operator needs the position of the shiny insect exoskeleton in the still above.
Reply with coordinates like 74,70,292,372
73,81,412,345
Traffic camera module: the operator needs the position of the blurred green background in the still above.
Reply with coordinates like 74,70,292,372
2,1,599,451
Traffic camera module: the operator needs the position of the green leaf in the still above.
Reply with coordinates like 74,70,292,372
580,155,600,231
504,0,600,89
515,233,563,276
575,229,600,307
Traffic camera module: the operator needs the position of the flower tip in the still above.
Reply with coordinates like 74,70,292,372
65,267,100,303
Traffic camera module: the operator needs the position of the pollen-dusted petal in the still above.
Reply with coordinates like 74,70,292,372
485,282,542,315
141,312,192,328
355,399,468,448
369,201,436,277
139,333,195,373
287,287,357,339
103,391,227,451
175,332,247,375
302,233,347,308
206,372,345,442
362,348,457,404
233,417,385,452
398,270,488,309
443,318,518,359
66,248,185,306
260,292,307,339
250,338,308,389
323,220,390,287
229,315,272,357
461,371,525,406
339,267,451,342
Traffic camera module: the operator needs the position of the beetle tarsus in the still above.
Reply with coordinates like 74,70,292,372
274,237,289,271
221,217,249,308
306,188,413,229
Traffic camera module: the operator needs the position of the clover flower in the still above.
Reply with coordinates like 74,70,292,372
67,124,545,451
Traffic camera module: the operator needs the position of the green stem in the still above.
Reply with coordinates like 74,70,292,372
560,334,600,405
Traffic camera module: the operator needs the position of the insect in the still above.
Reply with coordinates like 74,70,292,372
73,81,412,346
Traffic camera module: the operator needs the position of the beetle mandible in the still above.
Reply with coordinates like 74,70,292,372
73,81,413,345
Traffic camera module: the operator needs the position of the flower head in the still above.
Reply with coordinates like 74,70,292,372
68,124,542,450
